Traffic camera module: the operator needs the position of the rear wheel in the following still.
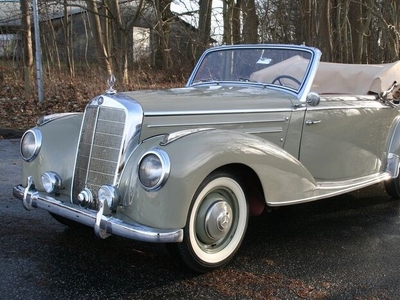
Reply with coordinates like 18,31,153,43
384,171,400,199
173,172,248,272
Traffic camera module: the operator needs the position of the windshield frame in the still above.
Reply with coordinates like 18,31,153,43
186,44,321,102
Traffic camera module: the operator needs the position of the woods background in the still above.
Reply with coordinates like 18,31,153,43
0,0,400,103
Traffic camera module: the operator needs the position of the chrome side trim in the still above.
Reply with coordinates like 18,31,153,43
319,95,378,101
145,108,294,117
37,113,81,126
147,117,289,128
14,179,183,243
160,125,284,145
267,172,391,207
245,128,283,134
161,128,215,145
316,173,391,190
306,104,389,111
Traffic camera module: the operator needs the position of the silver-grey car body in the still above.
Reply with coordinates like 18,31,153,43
13,44,400,272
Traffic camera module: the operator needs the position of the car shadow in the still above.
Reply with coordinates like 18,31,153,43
36,183,400,298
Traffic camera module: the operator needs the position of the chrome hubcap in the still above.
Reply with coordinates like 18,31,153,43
205,201,232,240
196,192,235,245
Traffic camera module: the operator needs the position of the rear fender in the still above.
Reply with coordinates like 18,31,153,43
385,116,400,177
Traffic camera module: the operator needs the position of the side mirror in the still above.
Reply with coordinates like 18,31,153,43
306,92,320,106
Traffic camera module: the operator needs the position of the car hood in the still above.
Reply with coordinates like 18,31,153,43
122,86,295,114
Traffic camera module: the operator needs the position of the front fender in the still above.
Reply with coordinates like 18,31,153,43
119,129,317,229
21,113,83,193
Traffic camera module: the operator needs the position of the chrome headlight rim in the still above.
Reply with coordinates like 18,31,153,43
138,148,170,192
20,128,42,162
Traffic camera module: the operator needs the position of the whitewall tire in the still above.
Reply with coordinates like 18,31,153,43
176,171,249,272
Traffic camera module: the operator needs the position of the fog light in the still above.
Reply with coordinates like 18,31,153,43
41,171,62,194
98,185,119,210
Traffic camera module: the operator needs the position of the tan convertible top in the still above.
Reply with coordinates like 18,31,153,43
250,55,400,95
313,60,400,95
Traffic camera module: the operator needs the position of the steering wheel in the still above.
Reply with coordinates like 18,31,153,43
271,75,301,88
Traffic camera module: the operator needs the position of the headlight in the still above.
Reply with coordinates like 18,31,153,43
138,148,170,192
20,128,42,162
41,171,62,194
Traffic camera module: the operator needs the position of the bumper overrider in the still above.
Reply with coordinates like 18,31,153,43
13,176,183,243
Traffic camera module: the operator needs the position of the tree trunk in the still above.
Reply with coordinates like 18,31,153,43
197,0,212,59
318,0,333,61
43,1,61,73
20,0,33,100
349,0,373,63
153,0,173,70
106,0,129,84
242,0,258,44
85,0,112,74
232,0,241,44
223,0,234,44
222,0,242,44
64,0,74,77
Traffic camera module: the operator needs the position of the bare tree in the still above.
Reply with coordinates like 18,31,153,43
104,0,145,84
349,0,374,63
20,0,33,100
12,0,400,89
85,0,112,74
197,0,212,58
41,1,62,73
63,0,74,77
153,0,174,69
318,0,334,61
242,0,258,43
223,0,241,44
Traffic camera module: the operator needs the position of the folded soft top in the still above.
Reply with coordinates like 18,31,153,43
313,60,400,95
250,55,400,95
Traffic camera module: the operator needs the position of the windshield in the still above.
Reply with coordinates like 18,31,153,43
189,47,313,93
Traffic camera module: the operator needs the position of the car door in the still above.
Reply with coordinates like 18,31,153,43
299,96,396,181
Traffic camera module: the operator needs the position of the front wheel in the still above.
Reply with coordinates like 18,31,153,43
174,172,249,272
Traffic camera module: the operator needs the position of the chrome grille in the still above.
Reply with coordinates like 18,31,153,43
72,105,126,202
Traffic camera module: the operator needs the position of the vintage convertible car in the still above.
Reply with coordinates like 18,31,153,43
13,44,400,272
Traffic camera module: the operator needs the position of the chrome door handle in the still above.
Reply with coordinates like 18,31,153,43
305,120,321,125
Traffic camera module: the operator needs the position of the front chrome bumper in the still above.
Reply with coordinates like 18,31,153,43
13,177,183,243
